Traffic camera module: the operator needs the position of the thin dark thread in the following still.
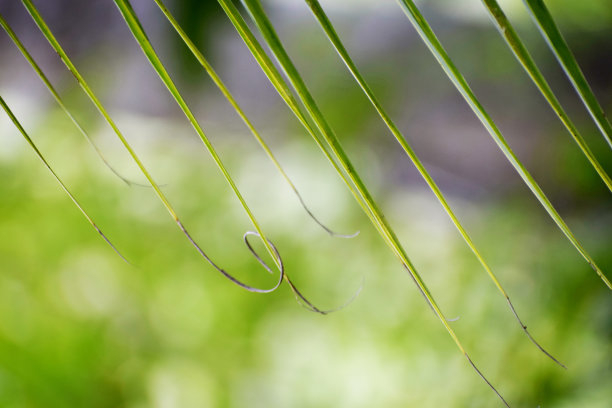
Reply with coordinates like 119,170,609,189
402,263,436,313
402,262,510,405
285,274,363,315
243,230,279,275
293,188,359,239
465,353,511,407
506,297,566,369
93,225,132,265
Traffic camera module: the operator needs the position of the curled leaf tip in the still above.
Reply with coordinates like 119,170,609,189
243,230,279,275
329,229,360,239
176,222,284,293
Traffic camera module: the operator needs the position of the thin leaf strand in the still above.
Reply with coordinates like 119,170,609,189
219,0,437,330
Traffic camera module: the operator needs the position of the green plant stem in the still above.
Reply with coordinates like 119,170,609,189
479,0,611,192
396,0,611,290
0,95,129,263
305,0,564,369
0,13,145,187
221,0,510,404
22,0,282,294
522,0,612,149
151,0,357,239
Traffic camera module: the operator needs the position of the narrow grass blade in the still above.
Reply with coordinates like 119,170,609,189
479,0,611,192
0,94,130,264
523,0,612,149
220,0,511,403
396,0,611,290
0,13,147,187
152,0,357,239
21,0,281,293
306,0,564,369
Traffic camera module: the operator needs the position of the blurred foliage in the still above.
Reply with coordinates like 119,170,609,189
0,109,610,406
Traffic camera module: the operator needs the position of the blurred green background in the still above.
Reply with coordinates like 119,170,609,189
0,0,611,406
